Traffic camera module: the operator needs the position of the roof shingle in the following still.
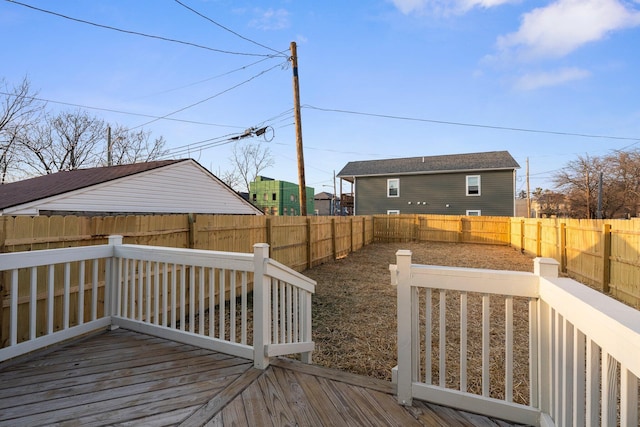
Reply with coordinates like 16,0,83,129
337,151,520,178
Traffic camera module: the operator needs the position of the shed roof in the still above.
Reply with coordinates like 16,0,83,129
337,151,520,180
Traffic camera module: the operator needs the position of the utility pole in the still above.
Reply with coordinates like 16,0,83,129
290,41,307,216
526,158,531,218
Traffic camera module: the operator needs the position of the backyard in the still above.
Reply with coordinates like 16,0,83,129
303,241,536,403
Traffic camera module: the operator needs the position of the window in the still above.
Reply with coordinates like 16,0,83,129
466,175,481,196
387,179,399,197
252,194,257,202
466,210,481,216
272,193,277,201
387,210,400,215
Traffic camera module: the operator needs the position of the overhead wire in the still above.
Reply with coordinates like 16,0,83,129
6,0,277,57
173,0,287,57
303,105,640,144
0,90,245,129
130,60,288,130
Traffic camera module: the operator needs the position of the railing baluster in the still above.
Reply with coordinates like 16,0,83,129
153,262,160,325
460,291,467,392
553,310,563,422
145,261,151,323
529,297,539,408
162,263,168,327
10,270,18,345
272,278,278,343
601,352,618,427
505,295,513,402
574,329,586,426
208,267,215,337
199,266,205,334
620,364,638,426
137,260,143,321
439,289,446,387
241,271,247,345
30,267,37,340
482,293,490,397
92,259,98,321
189,265,195,333
562,318,574,426
63,262,71,330
279,281,286,342
230,270,236,342
78,261,85,325
47,265,54,334
425,288,432,384
171,263,177,329
180,264,186,331
586,339,600,427
122,259,129,318
293,286,299,343
219,268,225,340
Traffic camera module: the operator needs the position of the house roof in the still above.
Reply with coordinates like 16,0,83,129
0,160,185,210
337,151,520,180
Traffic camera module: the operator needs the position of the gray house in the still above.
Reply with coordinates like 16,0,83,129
337,151,520,216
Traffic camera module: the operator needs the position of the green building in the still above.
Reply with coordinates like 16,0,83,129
249,176,314,216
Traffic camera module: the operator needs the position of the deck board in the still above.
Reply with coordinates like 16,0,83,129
0,329,527,427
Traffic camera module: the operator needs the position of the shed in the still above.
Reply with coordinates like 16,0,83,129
0,159,262,216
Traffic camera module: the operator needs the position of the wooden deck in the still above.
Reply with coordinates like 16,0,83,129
0,329,525,426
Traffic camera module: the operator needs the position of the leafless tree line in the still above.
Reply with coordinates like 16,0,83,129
533,150,640,219
1,76,167,184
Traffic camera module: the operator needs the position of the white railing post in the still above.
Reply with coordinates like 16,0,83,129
253,243,271,369
395,249,414,405
534,257,559,278
105,235,123,327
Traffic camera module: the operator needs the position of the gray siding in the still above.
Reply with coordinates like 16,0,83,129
354,170,515,216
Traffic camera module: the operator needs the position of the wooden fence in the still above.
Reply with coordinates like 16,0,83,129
1,213,638,320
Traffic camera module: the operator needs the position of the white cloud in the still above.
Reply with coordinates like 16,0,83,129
390,0,517,15
514,67,591,90
498,0,640,60
248,8,290,30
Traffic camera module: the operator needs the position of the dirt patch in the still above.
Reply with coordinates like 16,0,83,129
303,241,535,402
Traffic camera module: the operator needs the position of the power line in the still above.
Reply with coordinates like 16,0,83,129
0,90,245,129
131,61,288,129
173,0,286,57
6,0,276,57
304,105,640,143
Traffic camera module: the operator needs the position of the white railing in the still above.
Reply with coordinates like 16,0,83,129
0,236,316,369
391,250,640,427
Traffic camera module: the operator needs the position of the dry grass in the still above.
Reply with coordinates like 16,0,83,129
303,241,535,404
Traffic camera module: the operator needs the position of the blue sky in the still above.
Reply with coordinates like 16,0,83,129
2,0,640,195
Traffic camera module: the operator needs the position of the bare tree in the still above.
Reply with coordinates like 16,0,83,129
0,76,43,183
20,109,105,175
553,154,602,218
225,141,275,193
106,125,168,165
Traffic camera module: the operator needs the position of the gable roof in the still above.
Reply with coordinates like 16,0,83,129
0,160,185,211
337,151,520,180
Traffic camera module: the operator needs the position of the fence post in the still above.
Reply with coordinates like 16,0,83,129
537,221,542,257
306,217,312,269
560,222,567,273
395,249,414,405
331,218,337,260
253,243,271,369
106,235,123,327
602,223,611,294
188,213,196,249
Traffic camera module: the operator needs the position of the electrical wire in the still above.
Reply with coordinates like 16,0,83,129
130,60,288,130
6,0,277,57
0,90,245,129
303,105,640,143
173,0,287,57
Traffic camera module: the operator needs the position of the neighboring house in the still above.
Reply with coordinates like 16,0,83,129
337,151,520,216
313,192,339,215
249,176,314,216
0,159,263,216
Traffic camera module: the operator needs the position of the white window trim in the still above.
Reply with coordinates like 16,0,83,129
466,175,481,196
466,210,481,216
387,210,400,215
387,178,400,198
